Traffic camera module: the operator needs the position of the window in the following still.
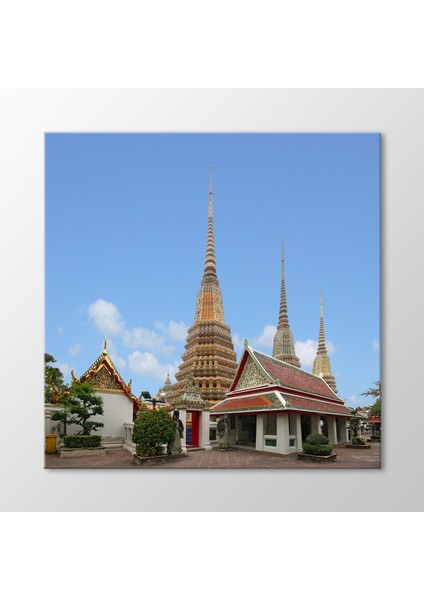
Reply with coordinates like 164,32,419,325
265,413,277,435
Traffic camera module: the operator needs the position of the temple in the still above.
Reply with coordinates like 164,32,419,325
167,168,238,406
211,341,350,453
166,168,238,450
272,238,301,367
312,291,338,393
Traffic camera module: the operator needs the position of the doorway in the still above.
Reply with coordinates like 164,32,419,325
186,411,200,448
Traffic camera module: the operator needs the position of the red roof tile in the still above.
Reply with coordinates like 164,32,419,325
211,394,279,413
284,395,352,416
253,350,340,401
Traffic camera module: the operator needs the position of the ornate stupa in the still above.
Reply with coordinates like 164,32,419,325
167,168,238,405
312,291,338,393
156,371,172,403
272,238,301,367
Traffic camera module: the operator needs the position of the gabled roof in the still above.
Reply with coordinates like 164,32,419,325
76,344,137,403
211,390,352,416
230,345,342,403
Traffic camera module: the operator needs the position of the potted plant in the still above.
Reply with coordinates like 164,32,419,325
132,408,177,464
298,433,337,463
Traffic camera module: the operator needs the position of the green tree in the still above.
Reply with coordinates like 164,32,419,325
45,353,67,403
51,381,104,435
132,409,176,456
361,380,381,417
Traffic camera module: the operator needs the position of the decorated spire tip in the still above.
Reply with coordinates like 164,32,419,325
244,338,249,348
209,165,213,195
320,290,323,318
103,335,108,354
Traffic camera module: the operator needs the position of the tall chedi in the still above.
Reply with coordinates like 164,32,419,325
167,168,238,404
312,291,338,393
272,238,301,367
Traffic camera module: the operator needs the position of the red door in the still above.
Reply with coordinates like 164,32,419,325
187,411,200,448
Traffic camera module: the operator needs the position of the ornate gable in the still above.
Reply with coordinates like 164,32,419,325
88,364,122,391
234,355,269,390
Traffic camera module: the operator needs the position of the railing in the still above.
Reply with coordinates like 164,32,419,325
123,422,135,448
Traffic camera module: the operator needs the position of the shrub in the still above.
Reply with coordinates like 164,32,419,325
63,435,102,448
351,436,366,445
303,432,333,456
132,409,176,457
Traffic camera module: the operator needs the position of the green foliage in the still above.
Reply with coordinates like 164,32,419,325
132,409,176,457
361,381,381,417
303,432,333,456
351,436,366,445
51,381,104,435
45,353,68,403
63,435,102,448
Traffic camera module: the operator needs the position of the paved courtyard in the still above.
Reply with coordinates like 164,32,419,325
45,442,381,469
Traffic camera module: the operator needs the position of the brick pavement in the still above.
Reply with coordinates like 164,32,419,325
45,442,381,469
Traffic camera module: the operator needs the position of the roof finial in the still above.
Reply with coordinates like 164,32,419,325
103,335,108,354
209,164,213,197
320,289,323,318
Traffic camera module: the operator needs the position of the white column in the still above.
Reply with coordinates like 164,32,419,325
236,416,242,445
277,413,289,454
179,408,188,453
327,416,337,445
256,415,264,451
311,414,321,434
296,414,303,452
338,418,348,443
201,410,212,450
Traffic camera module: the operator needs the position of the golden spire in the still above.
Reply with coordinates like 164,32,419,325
312,291,338,393
272,237,300,367
103,335,108,354
202,165,218,283
194,167,225,323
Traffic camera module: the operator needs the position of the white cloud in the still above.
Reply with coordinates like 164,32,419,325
58,327,65,335
372,340,380,353
69,343,82,356
155,320,188,342
122,327,174,355
327,341,335,355
232,333,244,350
295,338,336,369
128,351,179,382
251,325,277,348
348,394,362,408
88,299,125,336
57,362,72,377
295,339,318,369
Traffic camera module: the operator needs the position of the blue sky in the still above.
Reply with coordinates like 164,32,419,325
45,133,380,407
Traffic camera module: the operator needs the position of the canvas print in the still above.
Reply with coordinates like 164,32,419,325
45,133,380,469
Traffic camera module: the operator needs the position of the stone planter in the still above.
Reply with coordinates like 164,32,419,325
133,452,188,466
60,446,106,458
345,443,371,449
298,453,337,463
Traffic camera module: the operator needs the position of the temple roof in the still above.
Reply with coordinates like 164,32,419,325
230,345,342,403
76,339,137,403
211,390,351,416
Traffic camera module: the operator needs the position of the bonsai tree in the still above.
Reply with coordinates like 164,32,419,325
349,409,366,445
52,381,104,436
132,408,176,457
303,433,333,456
44,353,68,403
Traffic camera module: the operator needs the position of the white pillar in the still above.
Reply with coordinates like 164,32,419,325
201,410,212,450
296,414,303,452
179,408,188,453
327,416,337,445
256,415,264,451
236,416,242,445
338,418,348,443
311,414,321,434
277,413,289,454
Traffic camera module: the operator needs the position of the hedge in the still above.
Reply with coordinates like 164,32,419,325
63,435,102,448
303,432,333,456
